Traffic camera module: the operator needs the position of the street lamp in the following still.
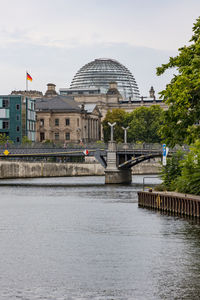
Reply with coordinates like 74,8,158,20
108,122,116,142
122,126,129,144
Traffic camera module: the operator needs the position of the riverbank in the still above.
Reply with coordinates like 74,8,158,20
0,161,160,179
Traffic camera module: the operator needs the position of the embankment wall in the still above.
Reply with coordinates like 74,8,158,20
0,161,160,179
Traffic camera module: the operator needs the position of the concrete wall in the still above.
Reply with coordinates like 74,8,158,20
0,161,105,179
132,161,161,175
0,161,161,179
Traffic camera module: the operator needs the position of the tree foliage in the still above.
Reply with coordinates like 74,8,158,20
0,133,13,146
22,136,32,145
102,109,127,143
160,151,183,191
159,140,200,195
176,140,200,195
102,106,163,143
127,105,163,143
157,17,200,146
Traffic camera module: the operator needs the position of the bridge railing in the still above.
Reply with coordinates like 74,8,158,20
116,143,189,152
0,142,189,152
116,143,162,151
0,142,108,150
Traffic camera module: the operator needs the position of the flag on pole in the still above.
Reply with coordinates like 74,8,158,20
27,72,32,81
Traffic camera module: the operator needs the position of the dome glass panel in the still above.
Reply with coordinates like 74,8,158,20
70,58,140,100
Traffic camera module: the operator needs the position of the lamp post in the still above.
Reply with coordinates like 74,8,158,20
108,122,116,142
122,126,129,144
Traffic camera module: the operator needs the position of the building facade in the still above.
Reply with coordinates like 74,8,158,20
35,94,101,144
0,95,36,144
61,82,167,119
60,58,167,119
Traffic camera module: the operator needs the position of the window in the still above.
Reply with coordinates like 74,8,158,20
16,104,20,110
3,99,9,108
77,118,79,127
65,132,70,140
16,137,20,143
3,121,9,129
40,119,44,126
55,133,59,140
65,118,70,126
40,132,45,142
16,115,20,121
16,126,20,132
55,119,59,126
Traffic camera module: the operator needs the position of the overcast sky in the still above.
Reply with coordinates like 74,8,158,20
0,0,200,97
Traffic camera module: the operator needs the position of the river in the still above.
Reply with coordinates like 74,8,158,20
0,175,200,300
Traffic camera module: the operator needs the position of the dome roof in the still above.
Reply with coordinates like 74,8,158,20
70,58,140,100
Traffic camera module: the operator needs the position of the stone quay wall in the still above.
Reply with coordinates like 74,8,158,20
0,161,105,179
0,161,160,179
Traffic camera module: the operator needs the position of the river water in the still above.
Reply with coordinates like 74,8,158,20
0,175,200,300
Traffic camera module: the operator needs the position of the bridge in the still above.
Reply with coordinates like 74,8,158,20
0,143,167,184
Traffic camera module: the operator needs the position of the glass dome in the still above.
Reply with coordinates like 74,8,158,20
70,58,140,100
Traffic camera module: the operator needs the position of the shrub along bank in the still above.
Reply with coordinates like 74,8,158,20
157,140,200,196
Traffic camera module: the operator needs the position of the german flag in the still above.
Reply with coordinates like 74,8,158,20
27,72,32,81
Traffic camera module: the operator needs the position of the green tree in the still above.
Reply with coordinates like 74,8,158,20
22,136,32,145
102,109,127,143
157,17,200,146
127,105,163,143
0,133,13,146
176,140,200,195
160,151,184,191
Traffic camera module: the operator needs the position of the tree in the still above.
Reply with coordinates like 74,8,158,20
22,136,32,145
102,109,127,143
0,133,13,146
158,140,200,195
127,105,163,143
176,140,200,195
157,17,200,146
102,106,163,143
160,151,184,191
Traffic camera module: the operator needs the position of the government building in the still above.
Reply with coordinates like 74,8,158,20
60,58,167,118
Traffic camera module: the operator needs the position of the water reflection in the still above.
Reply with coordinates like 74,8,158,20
0,176,199,299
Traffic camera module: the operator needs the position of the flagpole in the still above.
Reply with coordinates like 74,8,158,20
26,71,28,91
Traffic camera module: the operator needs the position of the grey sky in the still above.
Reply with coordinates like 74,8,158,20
0,0,200,96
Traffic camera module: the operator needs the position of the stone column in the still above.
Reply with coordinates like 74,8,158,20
105,141,132,184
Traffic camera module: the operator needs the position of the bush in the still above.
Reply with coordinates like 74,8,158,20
158,140,200,195
176,140,200,195
160,150,184,191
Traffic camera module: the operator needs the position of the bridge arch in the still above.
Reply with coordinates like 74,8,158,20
118,153,162,169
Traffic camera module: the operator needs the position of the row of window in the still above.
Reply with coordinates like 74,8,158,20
2,100,20,110
40,118,79,127
1,99,35,112
27,110,36,121
40,132,70,142
27,121,36,131
55,132,70,140
28,101,35,111
1,121,21,131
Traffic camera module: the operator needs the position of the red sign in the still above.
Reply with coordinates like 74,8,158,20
83,149,89,155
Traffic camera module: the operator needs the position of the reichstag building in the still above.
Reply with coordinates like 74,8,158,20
60,58,165,118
